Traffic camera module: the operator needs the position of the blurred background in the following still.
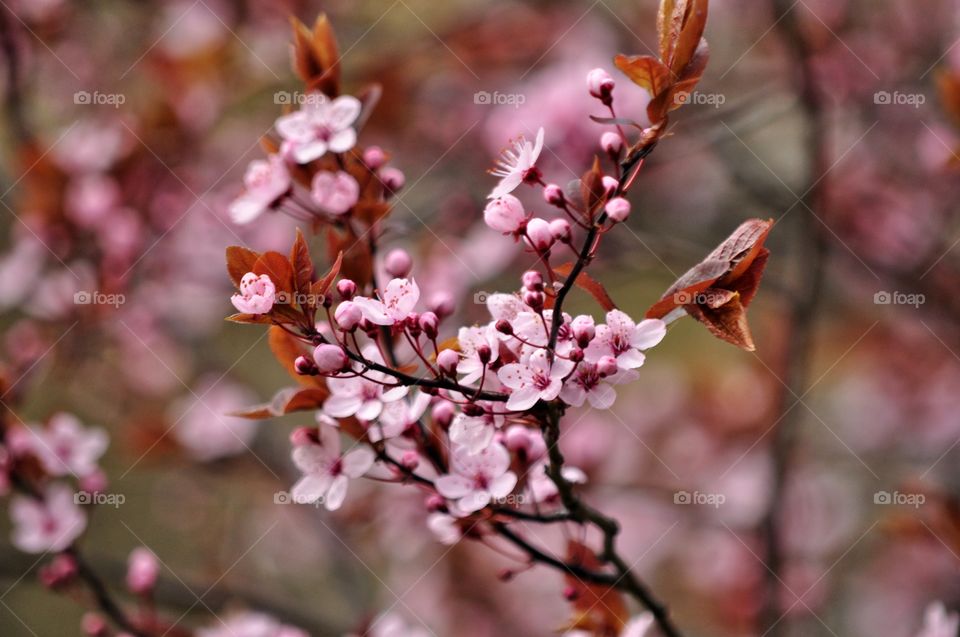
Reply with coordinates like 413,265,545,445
0,0,959,635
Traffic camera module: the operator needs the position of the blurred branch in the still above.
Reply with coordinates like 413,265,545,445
760,1,832,635
0,5,30,146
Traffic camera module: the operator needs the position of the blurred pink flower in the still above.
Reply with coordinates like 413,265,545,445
229,155,291,225
10,483,87,553
170,377,258,462
915,602,959,637
197,611,307,637
310,170,359,215
126,547,160,595
31,412,108,478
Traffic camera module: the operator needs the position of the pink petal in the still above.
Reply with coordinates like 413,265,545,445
291,474,332,504
341,447,375,478
436,475,472,499
489,471,518,499
323,475,349,511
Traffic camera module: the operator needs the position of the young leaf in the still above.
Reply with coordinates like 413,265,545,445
268,325,320,386
289,228,315,300
290,14,341,96
253,251,295,295
562,540,628,634
553,262,618,311
312,250,343,298
226,246,260,287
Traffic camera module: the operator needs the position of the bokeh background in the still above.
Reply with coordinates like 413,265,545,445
0,0,959,635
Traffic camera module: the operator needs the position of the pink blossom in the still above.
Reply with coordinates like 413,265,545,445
323,347,409,420
31,413,108,478
384,248,413,278
313,344,348,374
426,513,461,545
197,611,308,637
10,483,87,553
456,324,500,384
170,377,258,462
915,602,959,637
372,391,431,442
600,131,623,154
351,278,420,326
559,362,635,409
231,272,276,315
586,67,615,98
489,127,544,199
484,194,527,233
229,155,291,224
449,414,494,454
64,174,122,229
527,461,587,504
585,310,666,369
435,442,517,513
275,94,361,164
605,196,631,222
310,170,359,215
498,350,576,410
290,422,375,511
126,547,160,595
525,217,555,251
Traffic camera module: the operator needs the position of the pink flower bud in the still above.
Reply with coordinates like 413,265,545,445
81,613,108,636
601,131,623,155
568,348,584,363
79,469,108,494
335,301,363,331
313,344,348,373
437,349,460,377
549,218,571,242
384,248,413,278
522,270,544,291
426,493,446,512
477,344,492,364
503,425,531,452
336,279,357,300
380,167,405,192
363,145,386,169
484,194,526,233
419,311,439,338
563,585,580,601
523,290,545,310
605,197,631,222
462,402,485,417
428,292,455,319
602,175,619,195
597,356,619,377
432,401,455,429
40,554,78,589
571,315,596,346
400,451,420,470
290,426,318,446
294,355,319,375
126,547,159,595
525,217,554,252
495,319,513,334
543,183,564,206
586,68,614,99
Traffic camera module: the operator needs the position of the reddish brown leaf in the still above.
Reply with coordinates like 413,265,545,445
937,68,960,129
253,251,295,295
290,14,341,96
563,540,628,634
312,251,343,299
268,326,320,386
226,246,260,287
553,262,618,311
684,292,755,350
289,228,315,300
225,313,274,325
613,54,671,97
579,156,606,219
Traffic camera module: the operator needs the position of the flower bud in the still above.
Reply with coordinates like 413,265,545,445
477,344,492,365
428,292,455,319
40,554,78,589
525,217,554,252
568,348,584,363
563,584,580,601
380,167,405,193
549,218,571,243
523,290,545,310
586,68,614,100
419,311,439,339
294,355,319,375
426,493,446,512
495,319,513,335
363,145,386,169
605,197,631,222
336,278,357,300
522,270,544,291
484,194,526,233
290,426,318,446
602,175,619,195
313,344,349,374
400,450,420,471
79,469,108,495
571,315,596,347
384,248,413,278
81,613,108,636
462,402,485,417
126,547,159,596
601,131,623,155
432,401,455,429
335,301,363,331
543,183,565,206
437,349,460,377
597,355,619,377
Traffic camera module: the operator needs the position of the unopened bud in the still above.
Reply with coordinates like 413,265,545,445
477,344,492,365
601,131,623,155
543,183,564,206
601,175,619,196
549,218,571,243
525,217,555,252
290,426,318,446
586,68,615,101
313,344,349,374
523,290,545,310
605,197,631,222
385,248,413,278
400,450,420,471
436,349,460,377
571,315,596,347
363,145,386,169
81,613,108,636
568,348,584,363
380,167,405,193
126,547,159,596
432,401,455,429
419,311,439,338
334,301,363,331
294,355,319,375
597,356,619,377
337,279,357,300
495,319,513,335
522,270,544,291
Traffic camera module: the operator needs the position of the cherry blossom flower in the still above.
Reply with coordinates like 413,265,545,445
31,412,108,478
426,512,461,545
324,346,409,420
10,483,87,553
483,194,527,233
456,324,500,384
231,273,276,315
372,391,431,442
197,611,308,637
526,461,587,504
489,127,544,198
290,422,375,511
559,362,637,409
915,602,959,637
229,154,291,224
435,442,517,513
311,170,359,215
126,547,160,595
585,310,666,369
498,349,576,411
275,95,361,164
170,377,259,462
351,278,420,326
449,414,494,454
